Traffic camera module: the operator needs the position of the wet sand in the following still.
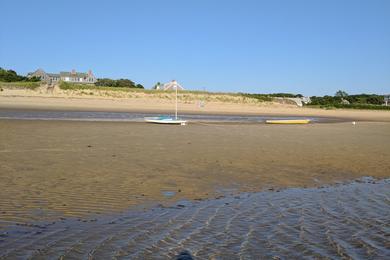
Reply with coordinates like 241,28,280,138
0,119,389,227
1,179,389,259
1,95,390,122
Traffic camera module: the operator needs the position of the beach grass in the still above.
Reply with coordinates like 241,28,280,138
0,81,41,90
4,81,388,110
58,82,269,104
0,81,287,104
58,82,242,96
59,81,153,93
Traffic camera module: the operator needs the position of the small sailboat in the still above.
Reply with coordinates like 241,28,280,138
145,80,187,125
265,119,311,124
144,116,187,125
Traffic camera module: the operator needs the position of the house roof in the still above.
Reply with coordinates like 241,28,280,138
27,69,47,77
60,71,89,78
28,69,95,79
47,73,60,77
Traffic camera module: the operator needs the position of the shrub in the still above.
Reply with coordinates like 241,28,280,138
95,78,144,88
0,81,40,90
239,93,272,102
309,94,386,108
0,67,41,82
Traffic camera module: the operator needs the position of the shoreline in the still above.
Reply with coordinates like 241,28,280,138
1,94,390,122
0,109,347,124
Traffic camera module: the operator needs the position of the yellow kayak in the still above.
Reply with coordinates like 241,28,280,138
265,119,311,124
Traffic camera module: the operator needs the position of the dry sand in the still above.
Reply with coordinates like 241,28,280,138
1,119,389,226
1,90,390,122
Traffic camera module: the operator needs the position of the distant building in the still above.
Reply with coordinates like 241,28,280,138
384,95,390,106
341,98,350,105
153,82,162,90
301,96,311,104
282,96,311,107
28,69,97,84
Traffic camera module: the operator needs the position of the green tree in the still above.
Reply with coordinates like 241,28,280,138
335,90,348,98
95,78,116,87
0,67,41,82
116,79,135,88
366,95,384,105
0,68,22,81
96,78,143,88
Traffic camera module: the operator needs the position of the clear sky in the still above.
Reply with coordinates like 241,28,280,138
1,0,389,95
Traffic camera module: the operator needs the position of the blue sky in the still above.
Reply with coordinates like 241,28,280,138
1,0,389,95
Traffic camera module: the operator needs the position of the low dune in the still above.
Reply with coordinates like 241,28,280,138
0,85,389,122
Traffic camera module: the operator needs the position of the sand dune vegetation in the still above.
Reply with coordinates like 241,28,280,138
0,81,285,105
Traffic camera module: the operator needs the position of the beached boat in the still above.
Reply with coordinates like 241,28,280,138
144,80,187,125
266,119,311,124
144,116,187,125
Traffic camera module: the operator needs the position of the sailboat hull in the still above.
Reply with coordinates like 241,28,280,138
144,117,187,125
265,119,311,124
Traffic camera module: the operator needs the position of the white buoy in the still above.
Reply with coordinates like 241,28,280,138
352,121,356,125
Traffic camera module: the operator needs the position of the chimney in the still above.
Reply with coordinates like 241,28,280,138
88,70,92,76
71,69,76,74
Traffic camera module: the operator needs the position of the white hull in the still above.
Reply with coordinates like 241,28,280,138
144,117,187,125
266,119,311,124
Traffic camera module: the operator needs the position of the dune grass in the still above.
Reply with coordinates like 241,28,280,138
58,82,241,95
59,82,142,92
0,81,41,90
58,82,270,103
4,81,388,110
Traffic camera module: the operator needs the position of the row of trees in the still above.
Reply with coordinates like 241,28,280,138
96,78,144,89
0,68,144,89
267,93,303,98
0,68,40,82
239,92,304,102
310,90,385,106
241,90,386,109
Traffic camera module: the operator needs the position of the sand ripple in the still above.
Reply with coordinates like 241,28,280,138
0,178,389,259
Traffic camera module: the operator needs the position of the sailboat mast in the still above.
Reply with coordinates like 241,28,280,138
175,84,178,120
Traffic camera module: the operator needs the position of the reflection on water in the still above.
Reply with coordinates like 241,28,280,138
0,110,331,123
0,178,389,259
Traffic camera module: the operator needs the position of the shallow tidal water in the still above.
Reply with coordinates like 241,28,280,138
0,178,389,259
0,109,331,123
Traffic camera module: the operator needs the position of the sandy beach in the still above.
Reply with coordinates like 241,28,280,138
2,1,389,257
1,118,389,226
1,89,390,227
1,88,390,122
1,91,390,257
